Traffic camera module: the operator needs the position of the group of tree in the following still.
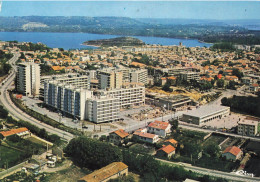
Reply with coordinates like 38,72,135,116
64,134,228,182
221,95,260,117
122,150,227,182
0,50,12,76
210,42,236,52
190,79,213,91
64,136,122,170
17,42,50,52
201,59,220,67
40,64,65,75
162,82,173,92
132,54,159,67
0,105,8,119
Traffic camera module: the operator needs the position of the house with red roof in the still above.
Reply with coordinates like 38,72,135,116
163,138,178,147
133,128,159,144
0,127,30,139
222,146,242,161
147,120,171,137
156,144,176,158
249,83,259,93
109,129,129,145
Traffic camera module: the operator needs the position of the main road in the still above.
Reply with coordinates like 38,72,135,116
157,158,260,182
0,53,74,141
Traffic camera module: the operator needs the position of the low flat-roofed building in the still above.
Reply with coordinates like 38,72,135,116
238,120,259,136
153,95,192,110
182,105,230,125
78,162,128,182
0,127,30,139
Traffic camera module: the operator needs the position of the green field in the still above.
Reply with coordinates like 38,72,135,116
26,137,48,147
0,145,25,169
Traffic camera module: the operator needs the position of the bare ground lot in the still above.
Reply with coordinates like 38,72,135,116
42,164,90,182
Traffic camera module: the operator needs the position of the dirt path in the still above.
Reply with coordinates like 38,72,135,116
43,159,73,173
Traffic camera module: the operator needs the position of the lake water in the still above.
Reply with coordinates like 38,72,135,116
0,32,212,50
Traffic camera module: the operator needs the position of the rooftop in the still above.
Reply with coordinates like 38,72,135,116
238,120,259,126
134,131,157,139
111,129,129,138
183,105,229,118
79,162,128,182
164,139,178,145
0,127,29,137
223,146,241,156
159,145,176,154
148,120,170,130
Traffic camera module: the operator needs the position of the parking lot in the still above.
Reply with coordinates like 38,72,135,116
202,112,248,129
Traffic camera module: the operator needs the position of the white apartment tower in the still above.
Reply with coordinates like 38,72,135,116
16,62,40,96
44,81,92,120
86,96,120,123
130,69,148,85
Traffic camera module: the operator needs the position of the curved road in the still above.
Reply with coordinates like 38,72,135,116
157,158,260,182
0,53,74,141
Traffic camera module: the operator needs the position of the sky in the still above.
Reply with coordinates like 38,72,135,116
0,1,260,20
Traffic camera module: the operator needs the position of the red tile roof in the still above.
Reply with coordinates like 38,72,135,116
159,145,176,154
148,120,170,130
134,131,157,139
164,139,178,145
0,128,28,137
112,129,129,139
223,146,241,156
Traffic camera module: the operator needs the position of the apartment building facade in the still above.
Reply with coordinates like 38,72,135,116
130,69,148,85
44,81,92,120
98,69,123,90
16,62,40,96
238,120,259,136
86,96,120,123
100,85,145,108
179,71,200,82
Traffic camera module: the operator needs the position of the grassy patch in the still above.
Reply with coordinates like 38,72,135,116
129,143,155,155
202,134,227,146
0,145,25,168
172,155,238,172
26,136,49,147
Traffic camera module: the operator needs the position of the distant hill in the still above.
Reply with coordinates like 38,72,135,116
83,37,145,47
0,16,260,44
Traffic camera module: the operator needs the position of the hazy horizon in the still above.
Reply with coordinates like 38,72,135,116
0,1,260,20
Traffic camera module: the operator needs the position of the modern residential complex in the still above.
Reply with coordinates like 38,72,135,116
97,69,123,90
182,105,230,125
237,120,259,136
16,62,40,96
99,84,145,108
44,81,93,120
86,96,120,123
129,69,148,85
179,71,200,82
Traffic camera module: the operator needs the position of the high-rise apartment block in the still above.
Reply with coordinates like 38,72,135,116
130,69,148,85
16,62,40,96
100,84,145,108
98,69,123,90
44,81,92,120
86,96,120,123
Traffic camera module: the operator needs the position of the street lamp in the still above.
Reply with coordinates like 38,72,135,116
145,113,147,127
